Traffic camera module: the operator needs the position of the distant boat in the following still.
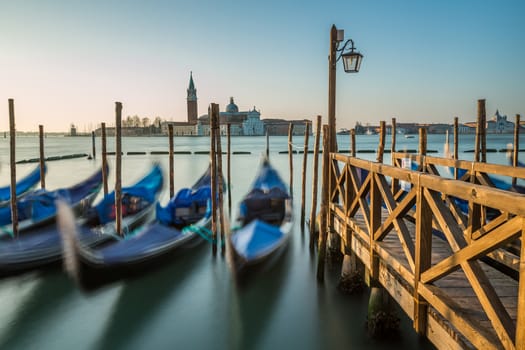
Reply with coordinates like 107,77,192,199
337,128,350,135
404,134,415,139
365,128,375,135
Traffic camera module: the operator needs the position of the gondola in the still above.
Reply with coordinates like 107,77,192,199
229,157,293,275
0,166,102,236
0,164,162,277
0,165,45,205
59,164,213,290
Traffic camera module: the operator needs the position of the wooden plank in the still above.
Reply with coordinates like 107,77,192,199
419,284,500,349
515,219,525,348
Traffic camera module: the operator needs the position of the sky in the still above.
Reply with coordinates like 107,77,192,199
1,0,524,132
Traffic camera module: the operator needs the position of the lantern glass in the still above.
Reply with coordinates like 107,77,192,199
341,51,363,73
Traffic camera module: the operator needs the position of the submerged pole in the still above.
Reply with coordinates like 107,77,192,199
168,124,174,198
39,125,46,189
513,114,521,187
309,115,322,249
317,124,330,282
91,131,96,160
227,123,232,218
8,99,18,237
101,122,108,195
209,103,219,255
288,123,294,199
115,102,123,236
300,121,310,232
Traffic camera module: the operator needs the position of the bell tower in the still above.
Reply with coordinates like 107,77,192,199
187,72,198,124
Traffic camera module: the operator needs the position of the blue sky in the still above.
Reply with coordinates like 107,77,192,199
1,0,524,131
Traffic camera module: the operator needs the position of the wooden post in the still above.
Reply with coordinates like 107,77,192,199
309,115,322,249
413,177,432,334
454,117,459,180
376,121,386,163
168,124,174,198
215,118,226,253
474,99,485,162
300,121,310,232
288,123,294,199
8,99,18,238
350,128,356,157
328,25,338,154
91,131,96,160
115,102,123,236
391,118,396,164
516,218,525,347
317,124,330,282
419,127,427,172
481,102,487,163
512,114,521,187
39,125,46,189
227,123,232,218
209,103,219,255
266,130,269,158
101,123,108,195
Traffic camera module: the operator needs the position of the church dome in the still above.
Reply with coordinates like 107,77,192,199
225,97,239,113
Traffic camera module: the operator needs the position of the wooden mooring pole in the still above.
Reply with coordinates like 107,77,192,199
316,124,330,282
8,99,18,238
91,131,96,160
512,114,521,187
39,125,46,189
474,99,485,163
215,120,226,253
227,123,232,218
454,117,459,179
115,102,123,236
391,118,396,163
376,121,386,163
168,124,174,198
209,103,219,255
350,128,356,157
309,115,322,250
418,127,427,172
300,121,310,232
101,123,108,195
288,123,294,199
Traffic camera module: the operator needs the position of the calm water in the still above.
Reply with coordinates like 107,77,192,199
0,133,517,350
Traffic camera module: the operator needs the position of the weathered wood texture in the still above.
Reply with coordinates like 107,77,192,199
329,153,525,349
39,125,46,189
115,102,123,235
309,115,322,249
101,122,108,195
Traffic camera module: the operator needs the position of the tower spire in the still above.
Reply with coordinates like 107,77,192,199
187,72,198,123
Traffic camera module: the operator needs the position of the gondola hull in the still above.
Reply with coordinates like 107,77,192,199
230,158,293,276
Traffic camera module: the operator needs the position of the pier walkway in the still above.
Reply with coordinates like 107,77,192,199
327,152,525,349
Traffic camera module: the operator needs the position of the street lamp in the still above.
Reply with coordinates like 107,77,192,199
328,24,363,153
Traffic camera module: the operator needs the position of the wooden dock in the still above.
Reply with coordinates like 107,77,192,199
326,153,525,349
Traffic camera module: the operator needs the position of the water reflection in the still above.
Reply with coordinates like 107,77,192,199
0,272,75,349
93,243,208,350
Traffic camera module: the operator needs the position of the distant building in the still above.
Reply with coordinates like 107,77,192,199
263,119,310,136
197,97,265,136
487,110,514,133
70,124,77,136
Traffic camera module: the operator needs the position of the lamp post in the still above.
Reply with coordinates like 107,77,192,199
328,24,363,153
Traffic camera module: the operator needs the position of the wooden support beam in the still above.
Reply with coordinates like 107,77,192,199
115,102,123,236
101,122,108,195
168,124,174,198
300,121,310,232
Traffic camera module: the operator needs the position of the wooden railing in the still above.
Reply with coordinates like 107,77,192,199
329,153,525,350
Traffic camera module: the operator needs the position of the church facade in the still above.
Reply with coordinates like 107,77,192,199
164,72,309,136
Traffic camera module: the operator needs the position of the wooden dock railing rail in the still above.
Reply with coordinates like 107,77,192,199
329,152,525,349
